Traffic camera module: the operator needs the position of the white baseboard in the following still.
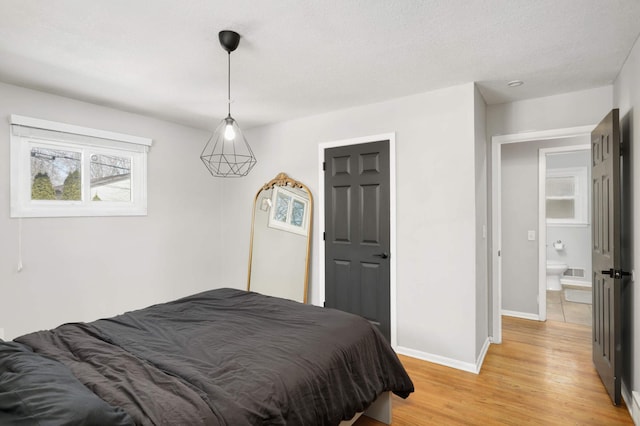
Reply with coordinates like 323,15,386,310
396,340,491,375
621,381,639,425
501,310,540,321
475,338,491,373
622,382,632,420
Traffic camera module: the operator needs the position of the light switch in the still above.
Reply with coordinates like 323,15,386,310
527,230,536,241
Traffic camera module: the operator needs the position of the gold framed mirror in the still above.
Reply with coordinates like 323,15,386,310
247,173,313,303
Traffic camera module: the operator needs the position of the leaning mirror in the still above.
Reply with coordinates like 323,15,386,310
247,172,313,303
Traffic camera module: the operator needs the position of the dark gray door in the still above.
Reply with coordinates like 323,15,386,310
592,109,624,405
324,140,391,341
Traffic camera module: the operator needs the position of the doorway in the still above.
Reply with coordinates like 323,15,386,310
539,146,592,326
490,126,594,343
317,133,398,347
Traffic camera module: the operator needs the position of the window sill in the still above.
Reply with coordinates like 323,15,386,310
546,222,590,228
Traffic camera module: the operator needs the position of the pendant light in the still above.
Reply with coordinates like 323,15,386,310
200,30,256,177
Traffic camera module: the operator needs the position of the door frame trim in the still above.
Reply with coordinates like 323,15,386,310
318,133,397,348
490,126,594,343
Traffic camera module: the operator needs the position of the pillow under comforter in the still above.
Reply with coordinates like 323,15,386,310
0,340,133,426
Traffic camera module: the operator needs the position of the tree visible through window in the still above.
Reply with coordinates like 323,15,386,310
31,172,56,200
62,170,81,200
30,147,81,201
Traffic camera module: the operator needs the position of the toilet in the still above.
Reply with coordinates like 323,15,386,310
546,261,568,291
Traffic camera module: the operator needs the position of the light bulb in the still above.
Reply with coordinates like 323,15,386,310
224,123,236,141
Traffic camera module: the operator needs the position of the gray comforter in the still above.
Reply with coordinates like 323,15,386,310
13,288,413,425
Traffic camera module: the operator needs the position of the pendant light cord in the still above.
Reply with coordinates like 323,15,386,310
227,51,231,116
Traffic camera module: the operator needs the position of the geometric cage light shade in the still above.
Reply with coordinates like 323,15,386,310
200,116,257,177
200,29,257,178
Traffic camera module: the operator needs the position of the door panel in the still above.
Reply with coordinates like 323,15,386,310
325,140,391,341
361,184,380,243
591,109,622,405
332,260,352,312
361,262,381,323
333,186,351,241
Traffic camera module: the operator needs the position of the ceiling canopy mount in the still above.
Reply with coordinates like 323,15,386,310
219,30,240,53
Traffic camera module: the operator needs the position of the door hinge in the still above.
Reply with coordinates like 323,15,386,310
322,161,326,171
498,250,501,257
323,301,326,307
323,231,326,241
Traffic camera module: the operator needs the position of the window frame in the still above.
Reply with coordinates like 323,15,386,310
545,167,588,225
10,115,152,218
267,186,310,236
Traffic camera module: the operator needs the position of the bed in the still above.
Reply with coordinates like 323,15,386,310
0,288,413,425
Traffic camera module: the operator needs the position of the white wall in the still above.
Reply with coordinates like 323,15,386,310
0,82,226,339
613,32,640,406
474,85,489,358
546,225,591,280
487,86,613,137
221,83,485,366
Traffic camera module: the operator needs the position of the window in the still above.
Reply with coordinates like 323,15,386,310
545,167,588,225
267,186,310,236
10,115,152,217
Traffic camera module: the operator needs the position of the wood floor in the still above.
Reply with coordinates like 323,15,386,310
355,317,632,425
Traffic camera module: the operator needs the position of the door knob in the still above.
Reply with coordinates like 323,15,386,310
601,269,631,279
373,252,389,259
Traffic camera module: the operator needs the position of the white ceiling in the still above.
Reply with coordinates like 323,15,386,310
1,0,639,130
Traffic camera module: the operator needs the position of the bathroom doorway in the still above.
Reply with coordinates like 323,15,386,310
490,126,594,343
539,146,592,326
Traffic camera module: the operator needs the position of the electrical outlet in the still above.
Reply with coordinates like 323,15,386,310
527,230,536,241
